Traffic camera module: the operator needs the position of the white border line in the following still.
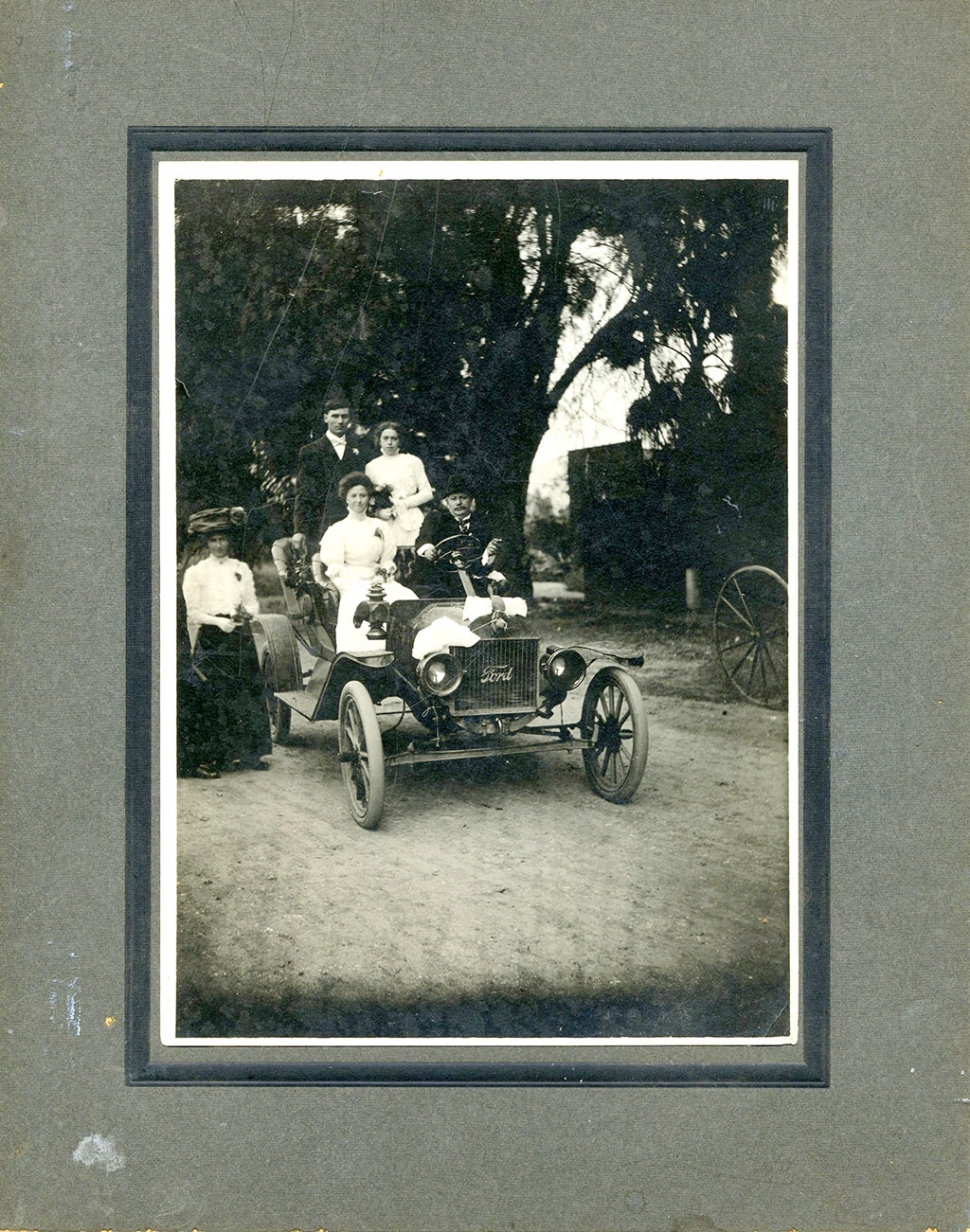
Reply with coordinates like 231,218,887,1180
158,155,801,1048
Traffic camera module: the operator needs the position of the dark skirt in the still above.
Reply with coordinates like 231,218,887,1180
179,623,271,772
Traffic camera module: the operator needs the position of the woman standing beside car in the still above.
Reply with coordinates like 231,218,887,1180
180,506,272,778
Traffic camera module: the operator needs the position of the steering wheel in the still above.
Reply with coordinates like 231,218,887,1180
431,533,483,574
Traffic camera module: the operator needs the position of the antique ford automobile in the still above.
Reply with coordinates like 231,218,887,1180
251,534,648,829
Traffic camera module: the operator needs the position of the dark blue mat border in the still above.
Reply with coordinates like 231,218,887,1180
126,127,830,1086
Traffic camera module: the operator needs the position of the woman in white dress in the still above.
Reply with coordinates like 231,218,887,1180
318,472,418,653
364,421,434,579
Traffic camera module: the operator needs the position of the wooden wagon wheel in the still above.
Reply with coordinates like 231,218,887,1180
713,566,789,707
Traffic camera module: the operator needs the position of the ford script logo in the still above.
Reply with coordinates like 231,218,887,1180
481,664,513,684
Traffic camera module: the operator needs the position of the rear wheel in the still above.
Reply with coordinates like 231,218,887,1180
257,615,301,744
338,680,386,829
263,654,291,744
580,667,648,803
713,566,788,707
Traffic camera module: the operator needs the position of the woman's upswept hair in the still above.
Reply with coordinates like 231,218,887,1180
372,419,405,449
338,470,374,501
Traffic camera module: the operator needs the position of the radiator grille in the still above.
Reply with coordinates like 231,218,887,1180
450,638,539,715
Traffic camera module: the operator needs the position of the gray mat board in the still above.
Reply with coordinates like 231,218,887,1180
0,0,967,1227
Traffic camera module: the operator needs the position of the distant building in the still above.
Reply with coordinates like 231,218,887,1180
568,441,657,603
569,437,787,607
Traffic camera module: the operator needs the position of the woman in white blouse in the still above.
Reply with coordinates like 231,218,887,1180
180,507,271,776
364,421,434,576
318,472,418,653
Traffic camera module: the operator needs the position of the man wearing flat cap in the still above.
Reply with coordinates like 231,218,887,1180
292,392,368,554
415,474,506,597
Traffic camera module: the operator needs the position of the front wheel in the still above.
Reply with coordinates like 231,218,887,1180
338,680,386,829
580,667,648,803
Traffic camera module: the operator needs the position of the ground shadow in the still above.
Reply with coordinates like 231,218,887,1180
176,967,789,1040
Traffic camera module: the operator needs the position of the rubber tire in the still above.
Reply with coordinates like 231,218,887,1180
257,614,301,744
257,614,302,687
338,680,386,830
580,666,649,804
263,654,292,744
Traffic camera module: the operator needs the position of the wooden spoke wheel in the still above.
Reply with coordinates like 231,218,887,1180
580,666,649,804
338,680,386,830
713,566,789,707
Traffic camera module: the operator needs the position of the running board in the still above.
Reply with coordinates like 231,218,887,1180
273,689,319,720
384,737,592,768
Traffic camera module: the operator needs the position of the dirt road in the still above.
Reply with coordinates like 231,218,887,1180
175,605,790,1040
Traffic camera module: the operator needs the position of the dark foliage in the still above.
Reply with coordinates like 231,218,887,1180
174,177,787,587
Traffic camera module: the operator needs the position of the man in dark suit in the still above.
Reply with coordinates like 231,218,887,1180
414,474,506,597
292,393,369,552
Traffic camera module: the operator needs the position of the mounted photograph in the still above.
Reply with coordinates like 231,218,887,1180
128,137,827,1075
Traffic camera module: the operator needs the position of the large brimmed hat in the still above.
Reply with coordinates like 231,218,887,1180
186,506,247,536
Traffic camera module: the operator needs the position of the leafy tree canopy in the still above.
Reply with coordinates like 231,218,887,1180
175,176,787,569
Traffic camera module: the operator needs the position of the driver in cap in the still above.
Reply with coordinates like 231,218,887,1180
415,474,505,596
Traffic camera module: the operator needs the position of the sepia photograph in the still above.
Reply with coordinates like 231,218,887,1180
6,0,963,1211
151,151,803,1051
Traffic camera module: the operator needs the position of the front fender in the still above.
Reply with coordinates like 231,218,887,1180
547,642,644,669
